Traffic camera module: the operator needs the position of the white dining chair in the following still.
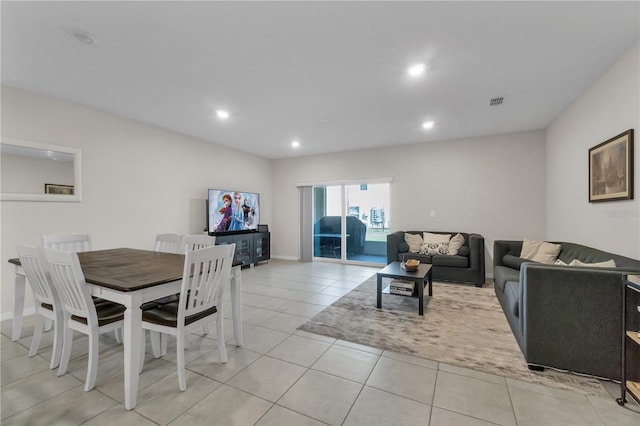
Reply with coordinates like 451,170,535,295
15,244,64,370
40,234,93,332
154,233,185,254
43,248,125,392
184,234,216,252
41,233,124,342
42,234,91,252
141,244,234,391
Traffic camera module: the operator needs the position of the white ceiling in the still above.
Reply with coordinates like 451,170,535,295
2,1,638,159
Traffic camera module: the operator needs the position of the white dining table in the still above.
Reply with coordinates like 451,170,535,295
9,248,243,410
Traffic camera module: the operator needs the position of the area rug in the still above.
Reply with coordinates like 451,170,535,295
298,276,610,398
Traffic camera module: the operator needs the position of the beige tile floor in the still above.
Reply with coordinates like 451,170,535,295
2,259,639,425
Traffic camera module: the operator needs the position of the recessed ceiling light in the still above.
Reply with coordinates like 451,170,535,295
291,140,300,148
216,110,230,120
72,31,98,45
407,63,426,77
422,121,435,129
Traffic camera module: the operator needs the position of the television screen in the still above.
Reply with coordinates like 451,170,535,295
208,189,260,234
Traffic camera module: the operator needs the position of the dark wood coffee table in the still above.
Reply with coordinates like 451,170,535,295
376,262,433,315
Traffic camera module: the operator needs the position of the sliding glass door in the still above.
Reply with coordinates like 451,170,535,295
312,182,390,264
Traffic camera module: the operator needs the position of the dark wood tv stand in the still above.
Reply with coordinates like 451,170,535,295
215,231,270,267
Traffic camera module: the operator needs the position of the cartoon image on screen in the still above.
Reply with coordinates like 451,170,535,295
208,189,259,234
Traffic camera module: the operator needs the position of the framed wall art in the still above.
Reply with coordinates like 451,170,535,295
44,183,75,195
589,129,634,202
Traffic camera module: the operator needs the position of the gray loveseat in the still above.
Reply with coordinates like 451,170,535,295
387,231,485,286
494,240,640,380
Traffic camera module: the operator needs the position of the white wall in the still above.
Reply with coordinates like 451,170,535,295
0,85,272,317
546,43,640,259
271,130,548,273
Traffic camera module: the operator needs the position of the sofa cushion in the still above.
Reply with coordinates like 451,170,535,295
423,232,451,244
420,242,449,255
404,233,423,253
494,265,519,292
504,281,520,318
520,239,561,264
398,242,410,253
431,255,469,268
569,259,617,268
402,253,433,264
448,233,465,255
520,238,543,260
503,254,532,270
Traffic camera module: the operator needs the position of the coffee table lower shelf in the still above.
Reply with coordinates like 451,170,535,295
376,262,433,315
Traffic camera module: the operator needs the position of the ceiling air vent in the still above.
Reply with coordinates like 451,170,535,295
489,97,504,106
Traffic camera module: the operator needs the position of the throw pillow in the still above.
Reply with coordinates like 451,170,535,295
531,242,562,264
457,246,470,257
520,238,561,264
423,232,451,244
404,233,423,253
398,242,410,253
448,233,465,255
569,259,617,268
420,242,449,255
555,259,568,266
520,239,543,260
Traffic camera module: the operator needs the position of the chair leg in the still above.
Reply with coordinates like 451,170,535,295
29,313,44,358
161,332,168,356
140,335,146,373
50,311,64,369
58,321,73,376
114,328,122,343
217,316,228,363
176,333,187,391
202,324,210,335
150,331,163,358
44,318,53,332
85,329,100,391
84,327,100,392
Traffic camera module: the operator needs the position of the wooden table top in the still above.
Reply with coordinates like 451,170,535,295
377,261,432,279
9,247,242,293
77,248,185,292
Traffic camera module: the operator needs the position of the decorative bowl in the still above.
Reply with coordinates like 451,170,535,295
402,259,420,272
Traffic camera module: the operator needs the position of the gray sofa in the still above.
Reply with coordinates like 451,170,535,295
494,240,640,380
387,231,485,286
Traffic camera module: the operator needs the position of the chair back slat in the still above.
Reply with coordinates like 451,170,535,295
184,235,216,253
180,244,234,321
154,233,185,254
43,248,96,322
42,234,91,253
16,244,58,306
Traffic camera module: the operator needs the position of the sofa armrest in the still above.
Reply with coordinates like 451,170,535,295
468,234,485,276
386,231,405,264
493,240,523,269
518,263,636,378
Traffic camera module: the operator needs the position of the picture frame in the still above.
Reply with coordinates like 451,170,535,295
589,129,634,202
44,183,75,195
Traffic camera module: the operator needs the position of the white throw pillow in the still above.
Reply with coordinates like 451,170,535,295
569,259,617,268
404,233,423,253
420,242,449,255
448,233,465,255
531,242,562,264
555,259,568,266
520,239,561,264
520,239,543,260
423,232,451,244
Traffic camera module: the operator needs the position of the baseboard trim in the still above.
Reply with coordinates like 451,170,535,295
0,307,35,322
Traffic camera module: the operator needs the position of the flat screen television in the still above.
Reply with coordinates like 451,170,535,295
207,189,260,234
